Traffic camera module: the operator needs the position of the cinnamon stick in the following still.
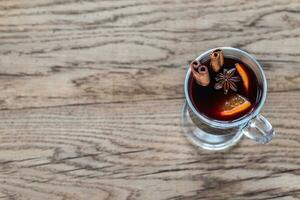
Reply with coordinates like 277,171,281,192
210,49,224,72
190,60,210,86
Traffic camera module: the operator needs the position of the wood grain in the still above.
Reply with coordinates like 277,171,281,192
0,0,299,199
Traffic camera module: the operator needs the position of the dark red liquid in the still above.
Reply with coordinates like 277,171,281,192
189,57,261,121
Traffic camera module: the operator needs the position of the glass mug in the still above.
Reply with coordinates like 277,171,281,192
181,47,275,151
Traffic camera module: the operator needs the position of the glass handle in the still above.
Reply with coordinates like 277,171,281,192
242,114,275,144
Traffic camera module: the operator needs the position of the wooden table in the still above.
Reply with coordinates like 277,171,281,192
0,0,299,199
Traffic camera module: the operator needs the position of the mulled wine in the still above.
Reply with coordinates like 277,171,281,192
189,54,261,121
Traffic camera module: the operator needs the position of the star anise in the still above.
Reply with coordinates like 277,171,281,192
214,68,241,95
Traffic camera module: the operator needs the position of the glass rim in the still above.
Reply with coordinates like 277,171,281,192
184,47,267,129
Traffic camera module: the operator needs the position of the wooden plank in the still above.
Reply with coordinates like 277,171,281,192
0,0,299,109
0,95,299,200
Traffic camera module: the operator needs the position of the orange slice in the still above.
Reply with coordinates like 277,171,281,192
235,63,249,93
220,94,251,117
